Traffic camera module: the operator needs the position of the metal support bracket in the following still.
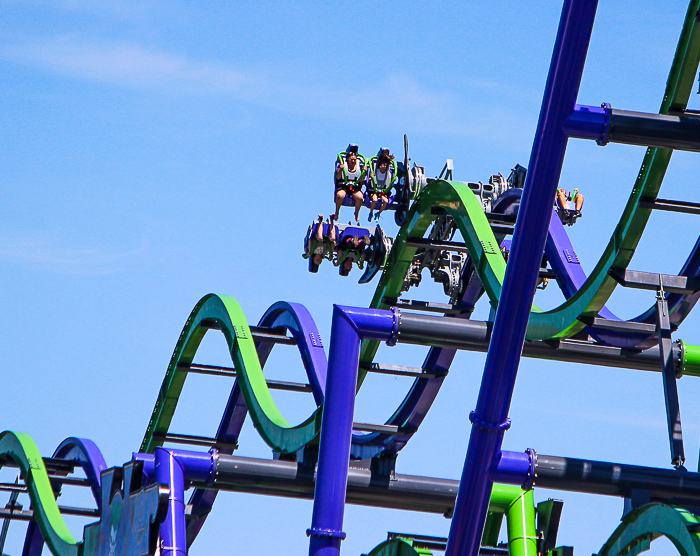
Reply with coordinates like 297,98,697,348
656,277,686,469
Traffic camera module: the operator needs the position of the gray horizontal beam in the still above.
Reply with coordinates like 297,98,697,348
394,312,674,373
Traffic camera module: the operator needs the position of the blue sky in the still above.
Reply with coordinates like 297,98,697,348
2,1,700,555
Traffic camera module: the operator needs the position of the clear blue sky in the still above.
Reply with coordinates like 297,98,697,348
2,1,700,555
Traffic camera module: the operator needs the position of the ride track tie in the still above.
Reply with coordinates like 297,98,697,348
179,363,312,392
639,197,700,215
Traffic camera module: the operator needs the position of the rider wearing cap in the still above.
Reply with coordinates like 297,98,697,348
334,144,367,225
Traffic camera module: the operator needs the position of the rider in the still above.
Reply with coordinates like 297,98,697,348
334,144,367,225
335,233,370,276
303,214,337,273
557,187,584,215
367,147,397,222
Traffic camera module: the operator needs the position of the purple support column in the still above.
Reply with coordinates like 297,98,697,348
308,305,396,556
155,448,187,556
444,1,599,555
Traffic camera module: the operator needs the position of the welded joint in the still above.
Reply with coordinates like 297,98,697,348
523,448,537,491
208,447,219,485
468,411,511,432
306,527,347,540
386,307,400,347
596,102,612,146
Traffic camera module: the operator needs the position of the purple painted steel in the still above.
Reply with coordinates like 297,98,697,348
489,451,532,486
185,300,328,545
23,437,107,556
308,305,395,556
499,188,700,348
134,449,215,483
444,2,599,555
155,448,187,556
562,103,609,141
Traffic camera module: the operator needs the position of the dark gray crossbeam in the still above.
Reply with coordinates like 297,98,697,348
609,269,700,295
199,319,296,345
577,316,656,334
405,238,471,254
364,363,441,379
393,312,676,373
0,505,98,521
382,298,463,315
639,198,700,215
180,363,312,392
153,433,239,451
196,452,700,514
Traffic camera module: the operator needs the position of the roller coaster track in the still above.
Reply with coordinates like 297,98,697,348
133,1,700,548
0,431,105,556
497,188,700,348
5,2,700,555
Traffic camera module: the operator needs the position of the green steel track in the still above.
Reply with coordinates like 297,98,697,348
141,0,700,457
0,431,82,556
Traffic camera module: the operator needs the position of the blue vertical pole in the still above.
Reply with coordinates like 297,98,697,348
444,1,599,555
155,447,187,556
308,306,396,556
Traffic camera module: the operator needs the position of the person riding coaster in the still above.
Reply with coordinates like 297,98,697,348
334,227,371,277
367,147,398,222
303,214,338,273
556,187,584,226
334,143,368,225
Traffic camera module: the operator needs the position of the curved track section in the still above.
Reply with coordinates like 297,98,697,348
598,503,700,556
0,431,81,556
141,294,325,455
183,300,327,544
366,6,700,344
496,188,700,348
22,437,107,556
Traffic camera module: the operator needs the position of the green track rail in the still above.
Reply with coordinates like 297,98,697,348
140,294,319,454
0,431,82,556
142,0,700,457
598,503,700,556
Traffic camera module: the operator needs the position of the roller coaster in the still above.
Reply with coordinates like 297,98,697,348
3,0,700,555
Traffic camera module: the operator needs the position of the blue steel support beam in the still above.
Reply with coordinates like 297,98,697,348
444,1,599,555
155,448,187,556
564,103,700,151
307,305,397,556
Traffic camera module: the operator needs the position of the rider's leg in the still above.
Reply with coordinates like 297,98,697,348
334,189,347,219
352,190,364,223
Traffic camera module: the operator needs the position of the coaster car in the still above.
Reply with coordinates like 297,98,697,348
556,200,581,226
335,224,372,277
303,220,339,273
358,225,394,284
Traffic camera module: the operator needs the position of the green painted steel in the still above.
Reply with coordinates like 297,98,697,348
0,431,81,556
364,484,536,556
357,0,700,346
366,538,432,556
140,294,319,454
682,341,700,378
141,0,700,455
598,503,700,556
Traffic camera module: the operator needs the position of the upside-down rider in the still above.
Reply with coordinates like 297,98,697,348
334,143,368,225
367,147,397,222
335,233,370,277
557,187,584,215
303,214,338,272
